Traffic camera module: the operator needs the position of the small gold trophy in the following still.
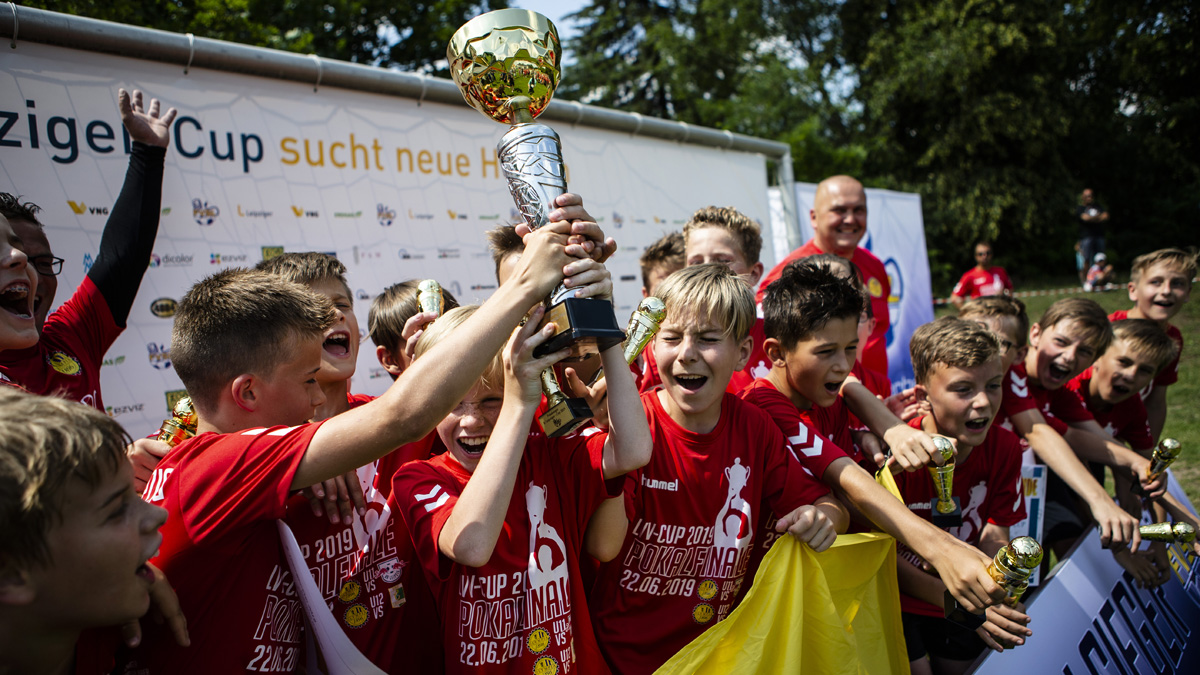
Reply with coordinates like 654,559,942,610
944,536,1043,628
588,297,668,386
156,396,198,448
448,9,625,361
1147,438,1181,483
538,368,592,438
417,279,445,318
1140,522,1197,544
928,435,962,527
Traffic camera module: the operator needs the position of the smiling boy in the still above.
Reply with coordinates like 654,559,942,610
590,263,848,674
1108,248,1195,441
0,214,39,357
895,318,1030,674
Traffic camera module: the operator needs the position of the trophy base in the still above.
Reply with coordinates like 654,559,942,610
943,590,987,630
538,396,592,438
931,497,963,528
535,297,625,361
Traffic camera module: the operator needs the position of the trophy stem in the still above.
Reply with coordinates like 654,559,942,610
507,96,535,124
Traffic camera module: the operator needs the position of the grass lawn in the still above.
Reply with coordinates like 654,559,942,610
935,278,1200,504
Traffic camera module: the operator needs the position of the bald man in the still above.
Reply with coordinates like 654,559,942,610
757,176,891,376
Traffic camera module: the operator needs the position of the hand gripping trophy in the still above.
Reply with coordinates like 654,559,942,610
156,396,198,448
416,279,445,319
448,9,624,361
944,536,1043,629
928,435,963,527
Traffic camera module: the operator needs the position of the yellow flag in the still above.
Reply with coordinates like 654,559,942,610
655,533,909,675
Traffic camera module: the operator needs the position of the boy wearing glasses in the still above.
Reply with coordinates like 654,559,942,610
951,242,1012,309
0,89,175,410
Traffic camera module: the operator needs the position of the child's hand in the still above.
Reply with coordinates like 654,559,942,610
514,194,617,263
504,305,571,404
561,258,613,301
301,471,367,525
929,539,1006,613
976,602,1031,652
1130,459,1167,499
776,505,837,552
127,438,172,492
564,366,610,429
883,387,927,421
884,425,950,472
1089,497,1141,551
1112,547,1162,589
121,563,190,648
850,429,886,469
401,310,439,367
118,88,177,148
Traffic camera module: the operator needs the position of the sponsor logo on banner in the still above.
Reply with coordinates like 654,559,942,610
210,253,248,265
612,212,624,228
447,209,467,220
83,253,95,274
333,210,362,218
619,274,637,282
149,253,193,268
477,213,500,220
470,283,497,291
192,199,219,225
368,367,389,380
351,247,381,264
150,298,177,318
46,351,82,376
101,355,126,367
164,389,189,414
437,249,460,259
377,203,396,227
261,246,284,261
161,207,171,215
106,402,145,417
407,209,434,220
67,200,108,216
236,205,272,218
355,289,371,301
397,249,425,260
292,206,319,218
147,342,172,370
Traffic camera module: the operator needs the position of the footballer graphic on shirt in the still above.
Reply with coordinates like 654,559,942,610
947,482,988,543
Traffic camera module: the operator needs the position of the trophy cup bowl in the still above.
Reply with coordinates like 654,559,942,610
417,279,445,318
928,436,962,527
156,395,198,448
1148,438,1181,481
448,9,625,361
946,536,1043,627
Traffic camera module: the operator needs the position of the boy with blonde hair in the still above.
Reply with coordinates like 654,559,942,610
897,318,1030,673
591,263,848,673
129,217,602,673
1109,248,1195,440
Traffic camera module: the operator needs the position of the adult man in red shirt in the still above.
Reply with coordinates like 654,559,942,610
951,241,1012,308
758,175,891,377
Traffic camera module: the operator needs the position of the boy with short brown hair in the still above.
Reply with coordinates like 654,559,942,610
591,263,848,673
1109,247,1195,440
368,279,461,379
639,231,684,298
898,318,1030,672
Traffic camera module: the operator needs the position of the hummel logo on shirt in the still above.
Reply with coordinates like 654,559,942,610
415,484,450,512
788,424,825,458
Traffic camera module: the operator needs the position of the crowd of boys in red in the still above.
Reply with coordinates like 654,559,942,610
2,89,1197,675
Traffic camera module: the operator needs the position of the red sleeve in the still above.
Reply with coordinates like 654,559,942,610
999,268,1013,292
762,422,831,516
951,271,971,298
393,460,462,583
554,427,623,515
1000,365,1037,421
42,276,122,366
638,343,663,393
1049,387,1094,424
177,424,317,544
739,381,850,479
985,430,1027,528
1116,400,1155,451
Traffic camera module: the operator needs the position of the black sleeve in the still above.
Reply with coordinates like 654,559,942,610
86,142,167,326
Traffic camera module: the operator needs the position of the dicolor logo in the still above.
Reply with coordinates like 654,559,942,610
377,203,396,227
292,206,319,218
150,298,177,318
147,342,172,370
149,253,193,268
192,199,219,225
68,200,108,216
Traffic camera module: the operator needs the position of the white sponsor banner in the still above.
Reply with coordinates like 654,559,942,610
975,473,1200,674
770,184,933,392
1,41,771,435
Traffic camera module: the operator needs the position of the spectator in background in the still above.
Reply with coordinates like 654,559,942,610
951,241,1012,309
0,89,175,411
1076,188,1109,286
1085,253,1116,291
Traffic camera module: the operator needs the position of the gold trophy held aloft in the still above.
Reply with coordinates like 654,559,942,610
944,536,1043,629
1140,522,1196,544
929,435,962,527
449,9,625,361
156,396,198,448
588,297,668,386
1147,438,1181,483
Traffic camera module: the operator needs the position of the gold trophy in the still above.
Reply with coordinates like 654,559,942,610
588,297,668,386
156,396,198,448
538,368,592,438
928,435,962,527
1147,438,1181,483
1140,522,1197,544
448,9,625,361
945,536,1043,628
417,279,445,318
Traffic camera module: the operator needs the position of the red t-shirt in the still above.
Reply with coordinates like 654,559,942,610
757,240,890,377
0,276,121,411
132,424,318,674
996,361,1093,436
1109,310,1183,390
590,391,829,674
737,378,859,479
895,416,1026,617
1066,370,1154,451
282,394,443,671
637,320,759,395
394,426,617,675
951,266,1012,299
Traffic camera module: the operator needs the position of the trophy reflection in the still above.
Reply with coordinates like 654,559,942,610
449,9,624,361
929,435,962,527
157,396,198,448
944,536,1043,629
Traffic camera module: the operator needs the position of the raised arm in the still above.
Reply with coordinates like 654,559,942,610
1063,422,1164,496
841,379,942,471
